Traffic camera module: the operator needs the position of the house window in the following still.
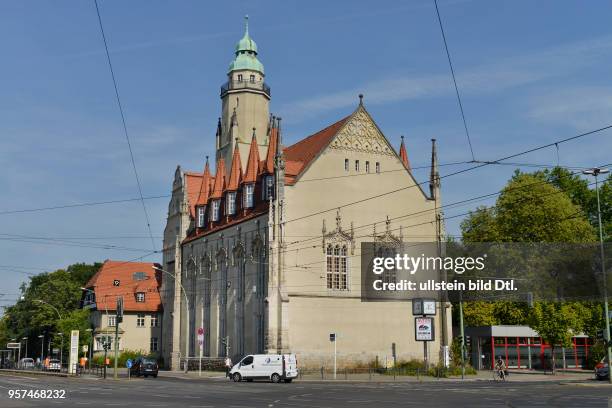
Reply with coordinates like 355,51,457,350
355,160,360,172
197,206,206,227
237,74,243,82
137,313,145,327
378,247,397,285
344,159,349,172
150,337,158,352
250,74,255,83
366,161,370,173
376,162,380,173
326,244,348,290
226,192,236,215
263,176,274,200
136,292,145,303
151,314,159,327
210,200,220,222
244,184,254,208
108,315,116,327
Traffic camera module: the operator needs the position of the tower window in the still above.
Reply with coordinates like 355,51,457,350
250,75,255,83
355,160,360,172
244,184,255,208
237,74,243,82
376,162,380,173
366,161,370,173
226,192,237,215
210,200,220,222
344,159,349,172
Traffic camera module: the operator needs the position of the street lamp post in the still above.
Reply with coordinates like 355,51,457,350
11,338,20,365
583,167,611,384
153,265,190,372
86,328,93,373
22,337,28,359
38,334,44,368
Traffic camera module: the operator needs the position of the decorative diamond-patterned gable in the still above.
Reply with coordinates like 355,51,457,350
329,108,395,156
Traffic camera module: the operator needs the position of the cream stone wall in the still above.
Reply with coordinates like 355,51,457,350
91,311,162,354
280,108,450,367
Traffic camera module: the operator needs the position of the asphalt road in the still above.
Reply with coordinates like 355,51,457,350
0,372,610,408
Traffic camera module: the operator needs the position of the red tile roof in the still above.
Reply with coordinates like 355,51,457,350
244,132,261,183
399,136,411,170
262,127,278,174
226,145,243,191
283,115,350,184
85,260,162,312
210,158,226,199
195,159,212,206
184,171,203,218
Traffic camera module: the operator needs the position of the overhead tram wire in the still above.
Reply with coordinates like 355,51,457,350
433,0,475,161
93,0,157,252
282,123,612,226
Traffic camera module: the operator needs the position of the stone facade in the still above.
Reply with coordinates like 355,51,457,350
161,19,450,370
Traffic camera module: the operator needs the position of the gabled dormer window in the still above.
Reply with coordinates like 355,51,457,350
226,192,237,215
136,292,145,303
263,176,274,200
244,184,255,208
197,206,206,228
210,200,220,222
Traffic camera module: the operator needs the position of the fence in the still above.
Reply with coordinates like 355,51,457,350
296,366,461,381
180,357,225,372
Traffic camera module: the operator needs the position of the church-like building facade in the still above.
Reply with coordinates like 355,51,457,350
161,18,449,370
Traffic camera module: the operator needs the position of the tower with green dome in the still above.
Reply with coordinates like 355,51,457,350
217,16,271,172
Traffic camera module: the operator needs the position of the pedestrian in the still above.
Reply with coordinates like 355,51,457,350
225,356,232,378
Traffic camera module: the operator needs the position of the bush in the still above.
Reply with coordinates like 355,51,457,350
92,349,156,367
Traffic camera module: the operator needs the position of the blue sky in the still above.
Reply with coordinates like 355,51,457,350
1,0,611,308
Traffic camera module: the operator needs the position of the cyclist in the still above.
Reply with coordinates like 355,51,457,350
494,356,506,381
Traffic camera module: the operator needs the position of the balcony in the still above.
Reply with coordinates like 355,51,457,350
221,80,271,97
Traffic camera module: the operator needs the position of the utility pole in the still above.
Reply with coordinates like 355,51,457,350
459,291,465,380
583,167,611,384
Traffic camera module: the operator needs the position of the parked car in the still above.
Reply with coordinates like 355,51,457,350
47,359,61,372
18,358,34,369
230,354,298,383
595,357,609,380
129,357,158,378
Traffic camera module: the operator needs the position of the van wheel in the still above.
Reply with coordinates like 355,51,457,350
232,373,242,382
271,373,281,383
284,379,292,383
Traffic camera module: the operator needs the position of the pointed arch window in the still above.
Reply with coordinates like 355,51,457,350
326,244,348,290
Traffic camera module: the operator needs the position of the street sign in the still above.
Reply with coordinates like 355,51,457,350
197,327,204,336
6,342,20,349
126,359,133,369
113,279,120,286
329,333,336,342
412,299,437,316
415,317,435,341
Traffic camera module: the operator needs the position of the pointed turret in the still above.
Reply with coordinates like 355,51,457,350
196,157,212,206
226,141,243,191
244,128,261,183
429,138,440,200
210,158,227,200
399,135,411,170
263,118,278,174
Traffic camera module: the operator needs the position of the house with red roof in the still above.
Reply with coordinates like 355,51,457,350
83,260,163,356
161,17,447,370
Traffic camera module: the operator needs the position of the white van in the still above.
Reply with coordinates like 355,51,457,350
230,354,298,383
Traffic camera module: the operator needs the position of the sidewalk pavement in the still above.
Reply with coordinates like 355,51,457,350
157,369,602,384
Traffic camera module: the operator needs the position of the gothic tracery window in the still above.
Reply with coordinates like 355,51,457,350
326,244,348,290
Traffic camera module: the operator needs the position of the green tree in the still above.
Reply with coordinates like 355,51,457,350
528,302,582,374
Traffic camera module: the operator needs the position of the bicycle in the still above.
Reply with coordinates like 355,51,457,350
492,368,506,382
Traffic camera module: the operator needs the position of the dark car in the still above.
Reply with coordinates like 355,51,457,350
130,357,158,378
